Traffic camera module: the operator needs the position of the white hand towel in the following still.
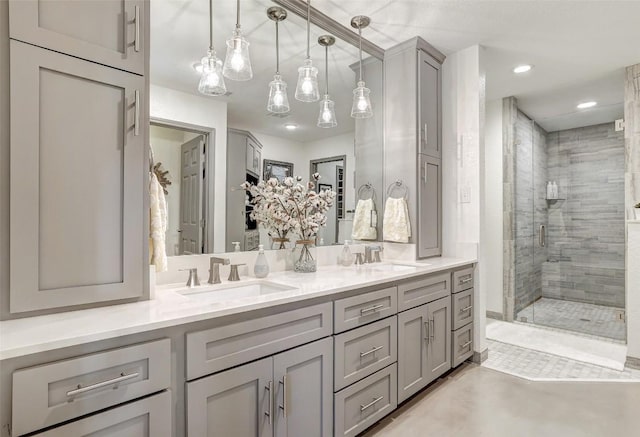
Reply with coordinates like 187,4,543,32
352,198,377,240
149,172,168,272
383,197,411,243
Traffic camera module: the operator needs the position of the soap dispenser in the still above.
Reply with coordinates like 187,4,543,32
341,240,355,267
232,241,241,252
254,244,270,278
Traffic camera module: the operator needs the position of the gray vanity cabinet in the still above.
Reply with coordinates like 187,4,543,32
9,40,146,313
8,0,146,75
418,154,442,258
397,297,451,403
186,338,333,437
418,50,441,158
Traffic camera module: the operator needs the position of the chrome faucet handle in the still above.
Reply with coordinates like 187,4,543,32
208,257,230,284
354,252,365,265
372,246,383,263
228,264,246,282
364,245,382,263
179,268,200,288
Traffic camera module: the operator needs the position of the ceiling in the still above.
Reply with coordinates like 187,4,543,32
152,1,640,134
151,0,372,142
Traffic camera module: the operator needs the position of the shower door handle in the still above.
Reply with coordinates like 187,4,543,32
539,225,546,247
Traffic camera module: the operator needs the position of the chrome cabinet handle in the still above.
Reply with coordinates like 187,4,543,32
360,396,384,412
460,305,473,313
422,161,428,183
360,304,384,315
460,340,472,351
424,320,430,343
539,224,546,247
265,381,273,424
360,345,384,358
278,376,287,418
134,5,140,53
66,372,139,397
459,277,473,284
429,318,435,342
134,90,140,136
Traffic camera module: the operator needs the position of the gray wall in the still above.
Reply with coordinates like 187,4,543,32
543,122,625,307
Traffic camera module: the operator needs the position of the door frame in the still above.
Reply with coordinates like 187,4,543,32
310,155,347,244
150,118,216,253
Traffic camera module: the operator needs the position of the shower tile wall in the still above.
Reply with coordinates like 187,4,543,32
544,123,625,308
514,110,548,314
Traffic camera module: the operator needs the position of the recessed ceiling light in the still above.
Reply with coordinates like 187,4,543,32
284,123,297,130
513,65,532,74
577,101,597,109
192,62,203,74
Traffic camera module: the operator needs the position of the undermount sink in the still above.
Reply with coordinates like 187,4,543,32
178,281,297,304
369,263,419,272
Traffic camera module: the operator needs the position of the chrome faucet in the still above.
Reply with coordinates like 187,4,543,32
180,268,200,287
228,263,246,282
354,251,365,265
208,257,230,284
364,245,383,263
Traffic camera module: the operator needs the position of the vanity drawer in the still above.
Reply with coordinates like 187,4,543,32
334,316,397,391
31,391,172,436
452,288,474,330
334,364,397,437
334,286,397,333
186,302,332,380
453,267,474,293
12,339,171,437
452,323,474,367
398,273,450,311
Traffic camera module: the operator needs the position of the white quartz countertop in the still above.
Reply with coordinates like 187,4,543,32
0,257,475,361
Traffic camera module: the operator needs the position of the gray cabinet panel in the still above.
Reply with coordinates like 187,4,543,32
334,364,397,437
452,323,474,367
333,286,397,333
418,154,442,258
186,357,274,437
9,0,145,75
32,391,171,437
452,288,474,330
334,316,397,391
274,338,333,437
427,297,452,380
226,129,248,251
397,305,429,403
418,50,441,158
398,273,450,311
453,267,474,293
9,40,145,313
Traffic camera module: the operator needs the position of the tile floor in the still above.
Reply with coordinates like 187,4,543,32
516,297,626,341
362,364,640,437
483,339,640,381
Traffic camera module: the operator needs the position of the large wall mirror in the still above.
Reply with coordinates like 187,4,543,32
150,0,383,255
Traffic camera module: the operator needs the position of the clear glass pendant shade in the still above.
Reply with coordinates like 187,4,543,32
198,50,227,96
295,59,320,102
351,81,373,118
267,74,290,114
317,95,337,128
223,28,253,81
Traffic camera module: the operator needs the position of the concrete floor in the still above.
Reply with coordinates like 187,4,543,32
362,364,640,437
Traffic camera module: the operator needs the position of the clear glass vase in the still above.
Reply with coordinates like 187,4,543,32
271,237,290,250
292,240,317,273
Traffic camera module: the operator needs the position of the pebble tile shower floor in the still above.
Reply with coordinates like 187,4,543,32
516,297,625,341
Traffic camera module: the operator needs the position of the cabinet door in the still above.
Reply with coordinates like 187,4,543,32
246,140,256,175
254,147,262,176
32,391,171,437
227,130,248,251
417,154,442,258
187,357,274,437
418,50,441,157
9,0,145,75
426,297,452,380
397,305,429,403
9,40,145,314
274,338,333,437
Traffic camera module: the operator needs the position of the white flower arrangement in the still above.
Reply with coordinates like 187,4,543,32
242,173,337,244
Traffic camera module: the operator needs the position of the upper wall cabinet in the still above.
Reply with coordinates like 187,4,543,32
418,50,441,158
8,0,145,75
9,40,145,313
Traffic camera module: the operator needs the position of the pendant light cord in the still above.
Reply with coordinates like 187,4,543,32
358,27,363,82
306,0,311,60
275,21,280,74
236,0,241,29
325,45,329,95
208,0,213,51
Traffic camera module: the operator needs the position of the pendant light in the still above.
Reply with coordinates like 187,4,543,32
198,0,226,96
317,35,337,128
350,15,373,118
294,0,320,102
223,0,253,81
266,7,290,114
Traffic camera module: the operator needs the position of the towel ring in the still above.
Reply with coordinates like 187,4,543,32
357,183,376,201
386,180,409,200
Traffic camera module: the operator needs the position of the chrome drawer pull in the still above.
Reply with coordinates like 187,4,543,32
460,305,473,313
430,318,435,342
134,90,140,136
424,321,430,344
360,345,384,358
360,304,384,315
66,372,139,397
134,5,140,53
265,381,273,424
360,396,384,412
278,376,288,418
460,340,472,350
459,277,473,284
